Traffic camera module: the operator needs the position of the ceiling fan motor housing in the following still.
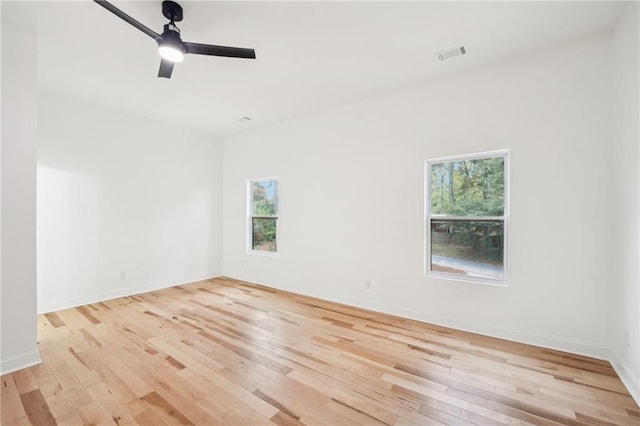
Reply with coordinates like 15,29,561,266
162,23,182,39
158,23,185,53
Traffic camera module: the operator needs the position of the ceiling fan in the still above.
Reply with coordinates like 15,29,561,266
94,0,256,79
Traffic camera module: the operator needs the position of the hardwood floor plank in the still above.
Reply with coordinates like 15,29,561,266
1,373,30,424
11,368,39,395
179,369,251,418
417,402,478,425
323,399,387,425
20,389,57,426
41,393,85,425
253,388,301,420
140,391,194,425
270,410,304,426
44,312,66,328
385,376,523,425
100,353,154,399
329,397,393,425
133,407,171,426
195,395,235,423
1,277,638,425
77,401,116,425
222,410,276,426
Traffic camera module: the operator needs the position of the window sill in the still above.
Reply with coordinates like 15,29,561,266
427,271,508,287
248,250,278,257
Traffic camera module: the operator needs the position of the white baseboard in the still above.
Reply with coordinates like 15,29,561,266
38,274,217,314
225,275,612,361
1,349,41,376
610,353,640,406
356,299,612,361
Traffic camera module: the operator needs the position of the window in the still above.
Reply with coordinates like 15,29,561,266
426,151,508,284
249,178,278,253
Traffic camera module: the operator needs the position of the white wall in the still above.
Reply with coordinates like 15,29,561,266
37,90,223,313
611,1,640,402
1,21,41,374
223,34,614,359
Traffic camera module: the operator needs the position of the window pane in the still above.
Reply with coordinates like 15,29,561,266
252,180,278,216
252,218,277,252
430,157,504,216
431,220,504,280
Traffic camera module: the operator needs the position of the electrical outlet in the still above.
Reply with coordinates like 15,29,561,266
120,272,126,280
365,280,372,289
625,330,630,348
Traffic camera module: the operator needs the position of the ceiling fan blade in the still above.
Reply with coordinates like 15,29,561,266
158,59,175,79
94,0,161,41
184,42,256,59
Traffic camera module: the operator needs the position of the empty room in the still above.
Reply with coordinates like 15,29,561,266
1,0,639,424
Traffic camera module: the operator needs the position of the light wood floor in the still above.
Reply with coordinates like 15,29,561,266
2,277,639,425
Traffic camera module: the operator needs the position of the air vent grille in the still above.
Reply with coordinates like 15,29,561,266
436,46,466,61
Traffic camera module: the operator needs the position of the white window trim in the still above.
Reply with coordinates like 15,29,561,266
247,177,279,256
425,150,509,286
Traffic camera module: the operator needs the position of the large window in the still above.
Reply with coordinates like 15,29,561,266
249,178,279,253
426,151,508,284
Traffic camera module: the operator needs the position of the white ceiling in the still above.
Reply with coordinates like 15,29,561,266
3,1,625,137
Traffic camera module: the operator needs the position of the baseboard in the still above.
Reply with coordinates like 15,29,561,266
0,349,41,376
610,352,640,405
38,274,217,314
356,299,612,361
224,274,611,361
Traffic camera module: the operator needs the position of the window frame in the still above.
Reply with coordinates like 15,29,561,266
247,177,279,256
425,150,509,286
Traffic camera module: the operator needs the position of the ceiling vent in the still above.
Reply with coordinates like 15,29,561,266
436,46,466,61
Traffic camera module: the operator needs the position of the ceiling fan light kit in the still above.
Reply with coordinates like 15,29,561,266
94,0,255,79
158,43,184,63
158,25,185,62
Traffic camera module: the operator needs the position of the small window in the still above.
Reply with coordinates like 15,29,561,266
249,178,278,253
426,151,508,284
